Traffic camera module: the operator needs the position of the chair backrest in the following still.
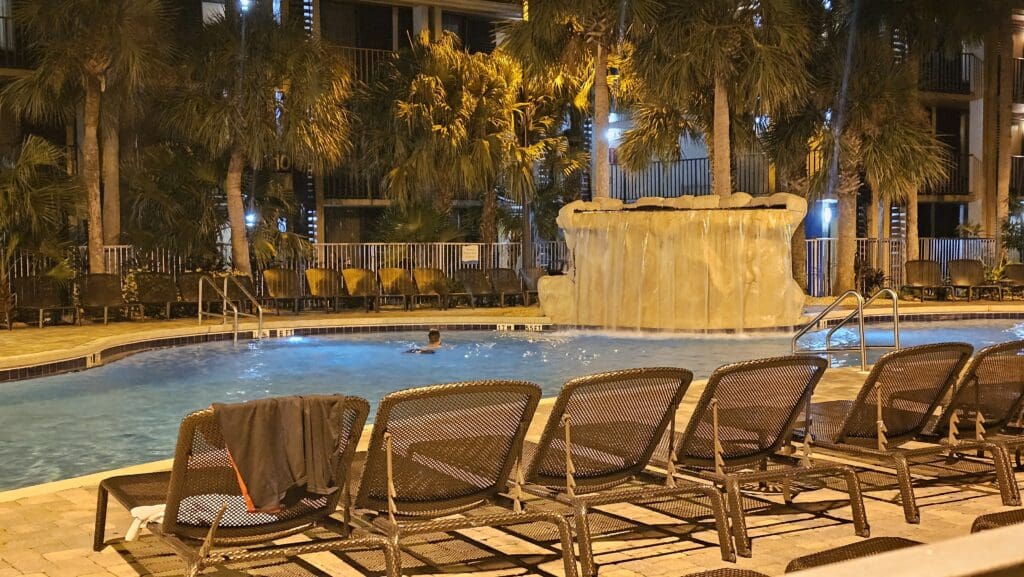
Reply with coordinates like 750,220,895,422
948,259,985,286
522,267,546,291
676,356,827,469
79,274,125,307
263,268,302,299
305,268,346,298
933,340,1024,435
226,275,257,301
177,272,205,302
456,269,493,296
488,268,522,293
905,260,942,287
11,276,63,309
836,343,973,445
355,381,541,518
342,268,378,297
162,397,369,545
526,368,693,492
1004,263,1024,285
134,273,178,305
378,268,416,296
413,268,449,296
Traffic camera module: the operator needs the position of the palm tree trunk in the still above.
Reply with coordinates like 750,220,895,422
225,147,252,276
792,220,808,291
102,105,120,245
480,189,498,244
521,203,535,269
906,189,920,260
591,43,610,199
835,189,857,294
712,74,732,197
82,77,104,273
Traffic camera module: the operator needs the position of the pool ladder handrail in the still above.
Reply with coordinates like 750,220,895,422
791,289,900,371
222,275,264,340
196,275,264,344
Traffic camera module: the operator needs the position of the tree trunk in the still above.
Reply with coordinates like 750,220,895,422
591,43,610,199
712,74,732,197
82,78,104,273
996,20,1013,251
792,220,808,292
906,189,920,260
480,189,498,244
225,148,252,276
835,189,857,294
101,105,120,245
521,202,535,269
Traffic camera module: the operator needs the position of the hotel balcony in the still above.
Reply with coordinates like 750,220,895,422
919,52,978,96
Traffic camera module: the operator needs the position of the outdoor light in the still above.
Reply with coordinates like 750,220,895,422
239,0,251,12
245,212,257,227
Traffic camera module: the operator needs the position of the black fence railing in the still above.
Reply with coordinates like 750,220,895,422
923,155,971,196
1012,156,1024,199
338,46,395,85
610,158,711,201
919,52,976,95
0,16,29,70
1015,58,1024,104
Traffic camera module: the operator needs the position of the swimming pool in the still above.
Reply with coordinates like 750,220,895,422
0,320,1021,490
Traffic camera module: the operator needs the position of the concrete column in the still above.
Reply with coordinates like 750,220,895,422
432,6,442,38
314,173,325,244
413,5,429,37
392,6,399,51
311,0,320,37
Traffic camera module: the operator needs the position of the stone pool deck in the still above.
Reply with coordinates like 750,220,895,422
1,369,1022,577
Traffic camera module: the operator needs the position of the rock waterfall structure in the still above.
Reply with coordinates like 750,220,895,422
538,193,807,331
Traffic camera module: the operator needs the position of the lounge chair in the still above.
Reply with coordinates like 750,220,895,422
79,274,132,324
133,272,179,319
784,537,922,573
661,356,870,556
262,267,303,314
972,509,1024,532
341,267,379,312
681,572,768,577
93,398,397,577
412,267,472,309
377,268,416,310
224,274,259,314
351,381,578,577
522,368,735,576
1003,263,1024,298
948,259,1002,301
305,267,346,312
176,272,205,308
11,276,76,328
456,268,496,307
489,268,526,307
522,267,546,306
797,343,1013,524
902,259,944,300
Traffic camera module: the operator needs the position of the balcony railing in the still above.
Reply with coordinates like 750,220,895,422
609,153,778,201
923,155,971,196
1015,58,1024,104
919,52,977,95
0,16,29,70
338,46,395,85
323,169,480,203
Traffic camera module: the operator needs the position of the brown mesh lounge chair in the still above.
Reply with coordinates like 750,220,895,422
262,267,303,314
305,267,346,312
377,268,416,310
412,267,472,309
661,356,870,556
948,259,1002,301
681,571,768,577
489,268,525,307
902,259,944,300
11,276,76,328
351,381,579,577
79,273,132,324
1003,263,1024,298
176,272,205,307
971,509,1024,532
134,272,179,319
796,343,1017,524
522,267,546,306
456,268,496,307
522,368,735,576
784,536,922,572
225,274,259,314
93,398,396,577
342,267,379,312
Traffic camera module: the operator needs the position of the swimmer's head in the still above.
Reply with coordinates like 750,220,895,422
428,329,441,345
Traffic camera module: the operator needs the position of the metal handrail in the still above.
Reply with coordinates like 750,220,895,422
197,275,241,344
222,275,264,339
791,290,868,371
825,288,900,353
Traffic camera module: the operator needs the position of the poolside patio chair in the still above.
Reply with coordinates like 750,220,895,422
797,343,1008,524
902,260,944,300
489,268,526,307
225,274,259,314
305,267,346,312
412,267,472,309
661,356,870,556
456,268,496,307
351,381,579,577
133,272,179,319
262,267,303,314
971,509,1024,532
93,398,397,577
522,368,735,576
80,274,133,325
377,268,416,310
681,571,768,577
948,259,1002,301
784,537,922,573
176,272,204,308
522,267,546,306
1003,263,1024,298
342,268,379,312
11,276,76,328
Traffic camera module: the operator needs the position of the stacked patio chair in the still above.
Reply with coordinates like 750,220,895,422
11,276,76,328
659,356,870,556
133,272,179,319
1003,263,1024,298
796,343,1020,524
79,274,133,325
948,259,1002,301
262,267,303,314
305,267,346,312
521,368,735,576
902,259,944,300
342,267,379,312
522,267,546,306
377,267,416,310
351,381,579,577
456,268,496,307
488,268,526,307
93,398,397,577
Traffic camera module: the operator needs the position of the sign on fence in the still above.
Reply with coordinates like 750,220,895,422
460,245,479,263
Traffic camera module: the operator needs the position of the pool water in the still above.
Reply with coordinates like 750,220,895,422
0,320,1021,490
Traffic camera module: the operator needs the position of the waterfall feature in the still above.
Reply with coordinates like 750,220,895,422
539,193,807,331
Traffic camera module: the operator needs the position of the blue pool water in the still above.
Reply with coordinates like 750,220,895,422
0,320,1022,490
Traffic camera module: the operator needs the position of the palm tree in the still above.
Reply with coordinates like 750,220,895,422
0,136,82,328
165,1,352,276
2,0,170,273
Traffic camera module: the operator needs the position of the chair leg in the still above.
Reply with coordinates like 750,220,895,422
573,503,598,577
984,442,1021,506
723,478,752,557
699,486,737,562
103,307,109,325
890,453,920,524
38,309,44,329
93,484,108,551
382,534,402,577
834,465,871,537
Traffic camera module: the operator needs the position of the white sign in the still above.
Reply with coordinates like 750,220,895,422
461,245,480,263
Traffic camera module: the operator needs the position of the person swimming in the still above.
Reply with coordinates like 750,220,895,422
406,329,442,354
